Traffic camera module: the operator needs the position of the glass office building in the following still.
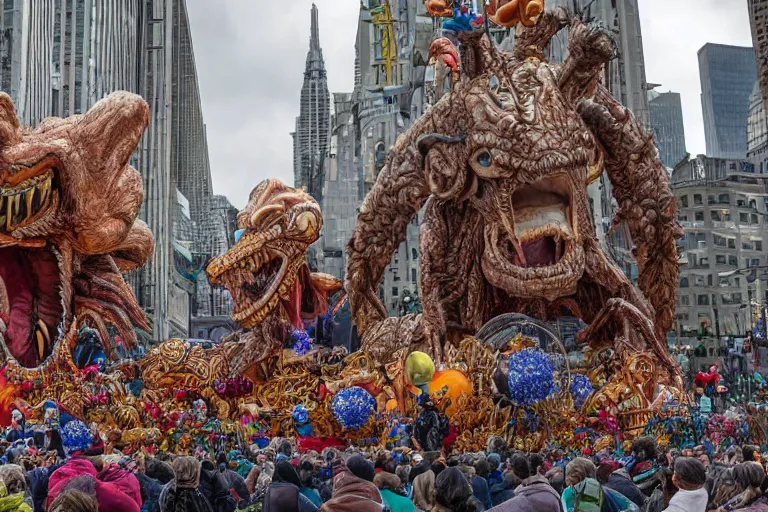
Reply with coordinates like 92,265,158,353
699,43,758,159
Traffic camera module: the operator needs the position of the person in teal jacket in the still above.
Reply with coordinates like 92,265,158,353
374,472,416,512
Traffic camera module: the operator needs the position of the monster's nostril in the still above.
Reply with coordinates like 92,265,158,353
477,151,492,167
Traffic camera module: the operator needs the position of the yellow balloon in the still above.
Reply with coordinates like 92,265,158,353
428,370,473,417
405,351,435,386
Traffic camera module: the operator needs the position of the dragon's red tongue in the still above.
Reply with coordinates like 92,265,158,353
0,252,34,365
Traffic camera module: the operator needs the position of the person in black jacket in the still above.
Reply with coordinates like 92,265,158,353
412,396,448,452
25,462,63,512
603,467,646,509
199,459,236,512
215,452,250,505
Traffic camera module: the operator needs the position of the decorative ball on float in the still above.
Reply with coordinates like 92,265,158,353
507,348,555,407
570,374,594,410
331,386,376,429
405,351,435,387
428,369,473,417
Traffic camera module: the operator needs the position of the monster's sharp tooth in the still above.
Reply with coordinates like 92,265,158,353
5,194,11,231
40,176,51,204
25,188,34,217
37,320,50,345
0,195,6,228
36,329,45,360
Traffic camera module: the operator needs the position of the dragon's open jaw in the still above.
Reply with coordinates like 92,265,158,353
483,174,585,299
0,163,64,368
220,252,290,329
0,245,67,368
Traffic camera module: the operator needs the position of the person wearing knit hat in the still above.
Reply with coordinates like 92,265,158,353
346,455,375,482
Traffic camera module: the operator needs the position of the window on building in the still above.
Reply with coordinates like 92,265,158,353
392,286,398,298
714,235,726,247
735,277,741,287
709,348,714,357
752,258,761,267
695,211,704,221
716,255,727,265
694,194,703,205
719,193,730,204
680,277,689,287
680,195,689,207
744,241,755,251
679,215,688,222
680,295,690,306
411,248,418,260
719,276,730,287
708,274,713,286
411,268,417,282
741,212,750,224
394,275,401,282
737,195,747,207
729,256,738,266
757,241,764,251
698,295,709,306
728,238,736,249
695,275,706,287
752,213,759,224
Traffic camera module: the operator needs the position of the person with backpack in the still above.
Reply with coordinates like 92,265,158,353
561,458,639,512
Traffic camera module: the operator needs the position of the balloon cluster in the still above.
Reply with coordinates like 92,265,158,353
331,387,376,429
570,374,594,410
507,348,555,407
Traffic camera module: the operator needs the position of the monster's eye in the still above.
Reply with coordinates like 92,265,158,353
477,151,492,167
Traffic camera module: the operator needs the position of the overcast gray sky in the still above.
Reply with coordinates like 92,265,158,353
186,0,755,209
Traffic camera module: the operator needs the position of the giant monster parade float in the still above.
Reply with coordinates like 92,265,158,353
0,0,721,457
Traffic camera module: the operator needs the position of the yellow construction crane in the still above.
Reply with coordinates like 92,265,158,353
371,1,397,86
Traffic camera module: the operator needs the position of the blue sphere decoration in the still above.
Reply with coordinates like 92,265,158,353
331,386,376,429
291,328,311,356
61,420,92,455
570,374,594,410
507,348,555,407
292,404,309,424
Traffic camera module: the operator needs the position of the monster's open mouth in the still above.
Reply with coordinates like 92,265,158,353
507,175,573,268
483,174,584,298
213,249,289,329
0,245,66,368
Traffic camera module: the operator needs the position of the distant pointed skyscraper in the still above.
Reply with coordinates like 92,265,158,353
294,3,330,206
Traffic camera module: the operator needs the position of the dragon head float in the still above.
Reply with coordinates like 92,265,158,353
0,92,153,372
206,179,342,376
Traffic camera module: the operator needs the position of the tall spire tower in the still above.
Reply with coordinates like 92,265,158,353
294,3,330,206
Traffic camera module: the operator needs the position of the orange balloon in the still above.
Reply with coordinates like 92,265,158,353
428,370,473,417
386,399,399,414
